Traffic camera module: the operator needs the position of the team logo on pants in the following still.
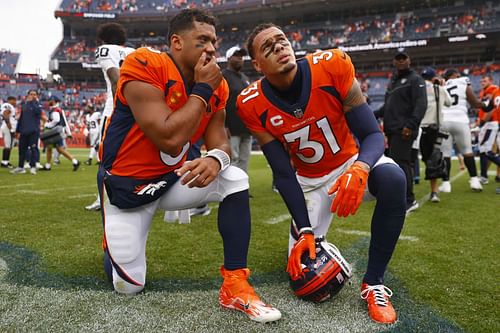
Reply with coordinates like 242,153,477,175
134,181,167,196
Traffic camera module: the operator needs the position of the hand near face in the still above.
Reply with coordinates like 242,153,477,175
194,52,222,90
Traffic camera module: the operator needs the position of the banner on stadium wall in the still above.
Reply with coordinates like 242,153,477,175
55,11,117,19
337,32,496,53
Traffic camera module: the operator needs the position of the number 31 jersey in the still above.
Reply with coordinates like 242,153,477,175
237,49,358,178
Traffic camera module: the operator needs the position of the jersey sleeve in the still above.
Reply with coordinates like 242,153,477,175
116,47,167,105
237,93,266,133
315,49,355,100
213,78,229,112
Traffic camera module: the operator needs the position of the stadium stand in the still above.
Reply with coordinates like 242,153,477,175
1,0,499,148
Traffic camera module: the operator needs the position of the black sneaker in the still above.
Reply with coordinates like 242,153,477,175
430,192,440,203
84,159,92,165
406,200,419,214
73,160,80,171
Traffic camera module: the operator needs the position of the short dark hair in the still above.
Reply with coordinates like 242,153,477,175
97,23,127,45
7,96,15,101
246,23,280,59
27,89,37,96
167,9,217,47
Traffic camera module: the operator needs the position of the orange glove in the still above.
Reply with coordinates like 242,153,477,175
286,230,316,280
328,162,369,217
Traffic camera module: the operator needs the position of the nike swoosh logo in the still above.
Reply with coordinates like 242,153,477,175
419,84,424,87
135,57,148,66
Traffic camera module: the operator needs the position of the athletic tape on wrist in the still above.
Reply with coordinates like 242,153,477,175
190,83,213,105
299,227,313,235
205,149,230,172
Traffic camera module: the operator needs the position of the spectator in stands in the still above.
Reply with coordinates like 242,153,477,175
223,46,252,173
41,96,80,171
11,90,45,175
419,68,452,202
374,49,427,213
1,96,17,168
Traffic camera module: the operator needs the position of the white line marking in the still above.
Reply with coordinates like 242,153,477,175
68,193,96,199
17,190,48,195
415,170,466,210
264,214,290,224
336,228,419,241
0,183,34,189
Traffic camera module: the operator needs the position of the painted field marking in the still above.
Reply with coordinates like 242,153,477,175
336,228,419,241
415,170,466,210
0,183,34,189
17,189,48,195
68,193,96,199
264,214,290,225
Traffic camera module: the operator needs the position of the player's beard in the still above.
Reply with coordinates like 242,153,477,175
279,62,296,75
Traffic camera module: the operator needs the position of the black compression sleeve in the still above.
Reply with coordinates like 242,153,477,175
261,140,312,230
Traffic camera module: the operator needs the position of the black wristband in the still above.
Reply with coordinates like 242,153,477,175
191,83,213,105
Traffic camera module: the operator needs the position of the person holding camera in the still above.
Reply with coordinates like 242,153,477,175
420,68,452,202
41,96,80,172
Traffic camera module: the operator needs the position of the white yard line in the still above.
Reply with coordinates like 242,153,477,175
0,183,34,189
264,214,290,225
17,190,48,195
68,193,97,199
416,170,466,209
336,228,419,242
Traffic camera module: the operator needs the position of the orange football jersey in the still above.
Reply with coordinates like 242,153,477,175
479,85,499,122
237,49,357,178
100,47,228,179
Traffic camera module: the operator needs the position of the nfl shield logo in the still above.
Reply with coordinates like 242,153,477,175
293,108,304,119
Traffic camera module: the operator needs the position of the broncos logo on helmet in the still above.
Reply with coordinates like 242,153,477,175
290,237,352,302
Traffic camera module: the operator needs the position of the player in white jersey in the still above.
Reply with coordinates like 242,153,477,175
86,23,135,211
1,96,17,168
84,105,102,165
439,69,491,192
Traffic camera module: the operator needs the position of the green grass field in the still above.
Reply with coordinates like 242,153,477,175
0,148,498,332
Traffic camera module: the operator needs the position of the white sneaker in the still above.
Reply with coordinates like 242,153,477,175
469,177,483,192
85,199,101,211
10,167,26,174
30,167,37,175
190,204,211,217
439,181,451,193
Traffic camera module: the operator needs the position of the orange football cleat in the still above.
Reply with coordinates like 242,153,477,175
361,283,397,324
219,266,281,323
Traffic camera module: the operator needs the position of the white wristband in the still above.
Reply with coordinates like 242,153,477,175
206,149,230,172
299,227,313,235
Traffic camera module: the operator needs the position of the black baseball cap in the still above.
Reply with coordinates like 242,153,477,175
394,48,410,59
443,68,460,80
421,67,436,80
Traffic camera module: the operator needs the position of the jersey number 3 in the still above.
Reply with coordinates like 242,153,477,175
283,117,340,163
